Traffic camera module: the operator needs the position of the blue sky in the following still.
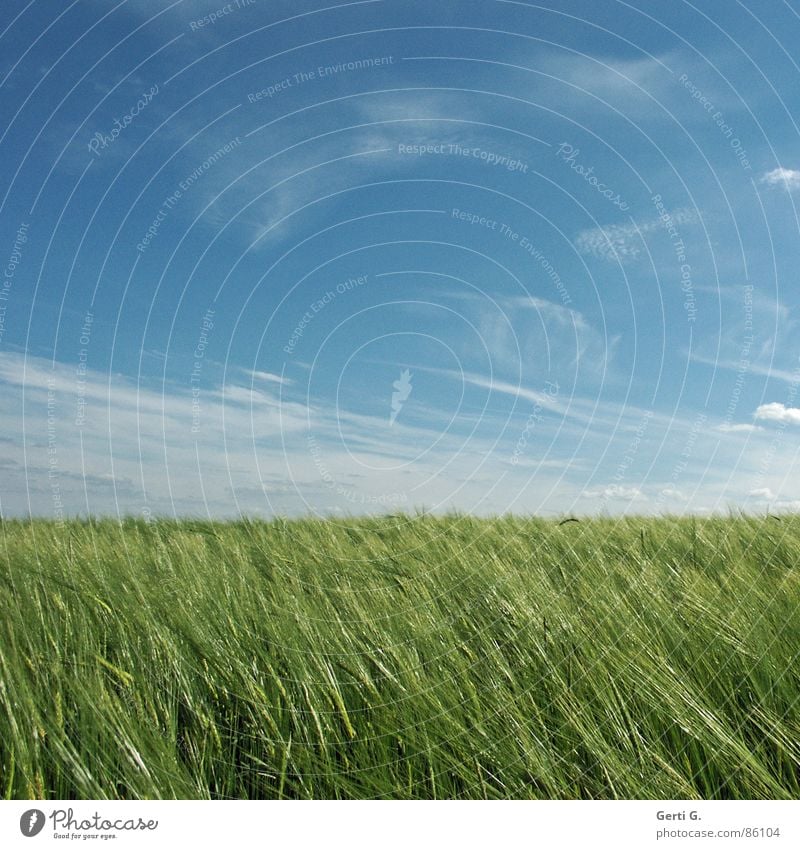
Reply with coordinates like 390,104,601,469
2,0,800,518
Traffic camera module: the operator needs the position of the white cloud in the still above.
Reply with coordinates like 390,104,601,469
575,223,644,263
760,167,800,191
459,372,563,412
436,289,615,378
3,351,791,519
575,208,696,263
0,352,590,518
754,402,800,426
748,487,775,500
716,422,761,433
581,484,644,500
694,285,792,324
222,385,283,407
0,351,313,517
688,282,799,388
660,487,686,501
249,370,291,386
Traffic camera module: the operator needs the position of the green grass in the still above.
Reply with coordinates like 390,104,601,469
1,513,799,799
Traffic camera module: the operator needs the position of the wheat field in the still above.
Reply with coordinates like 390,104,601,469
1,514,798,799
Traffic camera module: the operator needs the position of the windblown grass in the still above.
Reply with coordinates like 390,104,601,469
1,514,798,799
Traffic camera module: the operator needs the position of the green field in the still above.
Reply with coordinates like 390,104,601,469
1,514,799,800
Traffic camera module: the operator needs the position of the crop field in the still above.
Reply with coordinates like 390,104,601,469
1,514,799,800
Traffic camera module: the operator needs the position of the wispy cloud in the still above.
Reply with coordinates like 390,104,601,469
246,369,292,386
575,208,696,263
746,487,800,512
437,290,616,378
0,352,586,518
3,349,795,519
0,351,311,517
716,422,761,433
458,371,563,411
687,283,799,388
581,484,644,501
